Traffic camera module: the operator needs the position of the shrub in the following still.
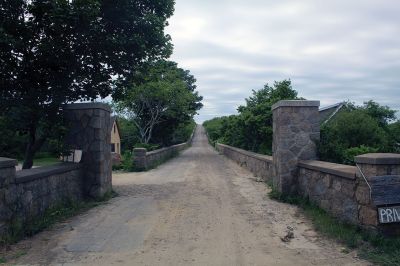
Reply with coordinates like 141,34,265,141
342,145,379,165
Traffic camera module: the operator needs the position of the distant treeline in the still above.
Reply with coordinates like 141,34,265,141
203,80,400,165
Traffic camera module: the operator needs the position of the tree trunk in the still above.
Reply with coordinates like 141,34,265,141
22,125,46,169
22,145,35,169
22,126,36,169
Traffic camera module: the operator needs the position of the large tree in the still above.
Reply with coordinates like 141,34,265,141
0,0,174,168
203,80,300,155
113,60,203,145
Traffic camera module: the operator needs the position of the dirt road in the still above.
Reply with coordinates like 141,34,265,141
9,126,368,265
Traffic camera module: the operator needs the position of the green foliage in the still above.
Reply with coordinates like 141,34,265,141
168,120,196,145
117,117,140,153
113,60,202,146
120,151,134,171
319,101,397,164
0,116,26,159
388,121,400,153
342,145,379,165
268,186,400,266
203,79,299,154
203,117,225,146
0,0,174,168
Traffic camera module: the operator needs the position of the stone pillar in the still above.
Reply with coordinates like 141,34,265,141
0,158,17,234
133,148,147,171
272,100,320,194
64,103,112,198
355,153,400,233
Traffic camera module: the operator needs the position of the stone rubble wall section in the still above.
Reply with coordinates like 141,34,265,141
215,144,273,182
0,160,83,236
297,161,360,224
0,102,114,237
134,126,196,170
213,142,388,230
145,143,188,169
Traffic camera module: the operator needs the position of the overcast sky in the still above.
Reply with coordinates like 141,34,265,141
166,0,400,123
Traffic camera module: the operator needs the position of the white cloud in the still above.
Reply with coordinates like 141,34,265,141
167,0,400,123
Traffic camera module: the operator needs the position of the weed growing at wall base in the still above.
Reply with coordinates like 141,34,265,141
268,186,400,266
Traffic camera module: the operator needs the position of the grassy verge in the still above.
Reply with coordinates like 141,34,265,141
18,155,60,168
268,186,400,266
32,157,60,167
0,190,117,263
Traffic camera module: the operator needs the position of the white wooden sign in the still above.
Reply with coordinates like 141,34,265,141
378,206,400,224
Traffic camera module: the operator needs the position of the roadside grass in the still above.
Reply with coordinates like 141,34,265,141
18,152,60,168
268,185,400,266
0,190,117,263
32,157,60,167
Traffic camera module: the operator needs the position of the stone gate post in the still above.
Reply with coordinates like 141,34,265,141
272,100,320,194
354,153,400,233
64,103,112,198
133,148,147,171
0,158,17,234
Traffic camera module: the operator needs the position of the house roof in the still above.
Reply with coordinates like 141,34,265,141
319,102,345,124
110,116,121,136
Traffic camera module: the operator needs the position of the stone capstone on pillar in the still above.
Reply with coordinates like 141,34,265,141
63,103,112,198
272,100,320,194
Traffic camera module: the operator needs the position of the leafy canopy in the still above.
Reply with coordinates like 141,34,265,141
204,79,299,155
0,0,174,168
113,60,202,145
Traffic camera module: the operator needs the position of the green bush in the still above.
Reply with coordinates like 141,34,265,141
342,145,379,165
203,79,299,155
319,101,397,165
120,151,134,171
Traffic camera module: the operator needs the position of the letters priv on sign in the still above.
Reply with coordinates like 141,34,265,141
378,206,400,224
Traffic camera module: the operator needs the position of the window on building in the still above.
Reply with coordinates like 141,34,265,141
111,143,115,152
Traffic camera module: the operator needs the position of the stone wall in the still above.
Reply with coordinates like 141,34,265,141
297,160,359,224
0,102,113,238
213,143,390,230
0,159,83,236
133,127,196,171
216,143,273,181
212,100,400,233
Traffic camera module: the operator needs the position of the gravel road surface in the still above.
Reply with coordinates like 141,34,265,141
9,126,368,265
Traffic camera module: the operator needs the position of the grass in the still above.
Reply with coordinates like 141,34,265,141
18,155,60,168
268,185,400,266
32,157,60,167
